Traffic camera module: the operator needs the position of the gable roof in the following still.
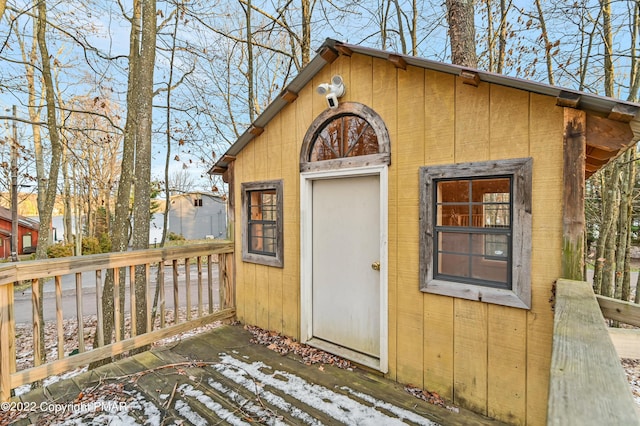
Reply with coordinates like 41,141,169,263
0,206,40,231
210,38,640,177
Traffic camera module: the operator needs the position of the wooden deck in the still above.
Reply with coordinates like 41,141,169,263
3,324,504,425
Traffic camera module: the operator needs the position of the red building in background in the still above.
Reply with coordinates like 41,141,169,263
0,206,39,259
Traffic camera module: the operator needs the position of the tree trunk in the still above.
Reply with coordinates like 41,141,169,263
100,0,143,353
445,0,478,67
131,0,157,337
601,165,620,298
534,0,554,84
600,0,614,97
35,0,63,367
621,149,635,301
614,151,631,300
301,0,311,66
593,167,617,294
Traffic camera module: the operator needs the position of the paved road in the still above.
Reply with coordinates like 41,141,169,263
13,263,220,324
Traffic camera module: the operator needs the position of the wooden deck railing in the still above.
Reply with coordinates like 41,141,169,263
596,294,640,328
0,241,235,401
547,279,639,425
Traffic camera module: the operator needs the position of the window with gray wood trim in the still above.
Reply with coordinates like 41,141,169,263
419,158,533,309
241,180,283,267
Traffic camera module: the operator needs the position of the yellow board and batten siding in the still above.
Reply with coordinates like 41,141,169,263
233,53,561,425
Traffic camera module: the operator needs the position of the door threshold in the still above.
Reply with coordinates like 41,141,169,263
306,338,382,372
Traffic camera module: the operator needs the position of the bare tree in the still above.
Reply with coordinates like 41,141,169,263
34,0,64,366
446,0,477,67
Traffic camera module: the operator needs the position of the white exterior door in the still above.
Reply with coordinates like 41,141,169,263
302,168,387,371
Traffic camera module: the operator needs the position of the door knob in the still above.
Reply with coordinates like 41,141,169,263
371,261,380,271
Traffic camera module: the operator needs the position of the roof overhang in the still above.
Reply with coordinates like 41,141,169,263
209,38,640,178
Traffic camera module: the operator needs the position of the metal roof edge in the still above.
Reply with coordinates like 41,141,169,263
209,38,640,174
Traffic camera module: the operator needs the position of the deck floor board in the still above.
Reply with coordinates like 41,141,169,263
7,324,505,425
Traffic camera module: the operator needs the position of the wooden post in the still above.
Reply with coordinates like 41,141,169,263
219,253,235,310
173,259,179,323
197,256,203,317
185,258,191,321
129,265,136,336
76,273,85,352
0,283,14,401
158,262,165,328
562,108,586,280
32,278,42,367
95,270,104,347
207,255,213,313
55,276,64,359
114,268,121,342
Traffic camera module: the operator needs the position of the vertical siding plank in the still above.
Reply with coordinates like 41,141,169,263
487,305,527,423
371,58,398,379
452,77,491,415
423,294,454,399
490,85,530,160
234,152,246,323
348,54,372,105
281,85,310,339
255,264,270,329
454,79,490,163
486,83,530,423
395,65,425,386
253,128,268,182
241,141,258,326
424,70,455,165
454,299,488,414
268,267,283,333
244,262,257,325
526,93,564,425
423,69,455,398
267,114,284,333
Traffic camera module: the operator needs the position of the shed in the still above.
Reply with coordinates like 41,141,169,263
210,39,640,424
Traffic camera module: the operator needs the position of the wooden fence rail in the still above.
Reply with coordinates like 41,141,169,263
596,294,640,327
548,279,639,425
0,241,235,401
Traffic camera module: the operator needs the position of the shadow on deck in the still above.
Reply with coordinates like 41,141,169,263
5,324,504,425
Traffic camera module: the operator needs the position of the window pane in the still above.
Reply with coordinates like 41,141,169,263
471,258,508,285
344,116,378,157
484,234,509,258
437,204,471,227
482,180,510,228
438,253,471,278
310,114,378,161
438,231,470,254
249,223,277,256
438,180,469,202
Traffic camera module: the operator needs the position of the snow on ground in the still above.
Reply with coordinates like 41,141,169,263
211,353,438,426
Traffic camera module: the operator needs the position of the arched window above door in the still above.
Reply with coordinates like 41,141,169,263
300,103,391,172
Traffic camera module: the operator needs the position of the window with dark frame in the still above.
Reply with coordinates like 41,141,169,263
248,189,277,256
241,180,283,268
434,177,512,290
419,158,533,309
